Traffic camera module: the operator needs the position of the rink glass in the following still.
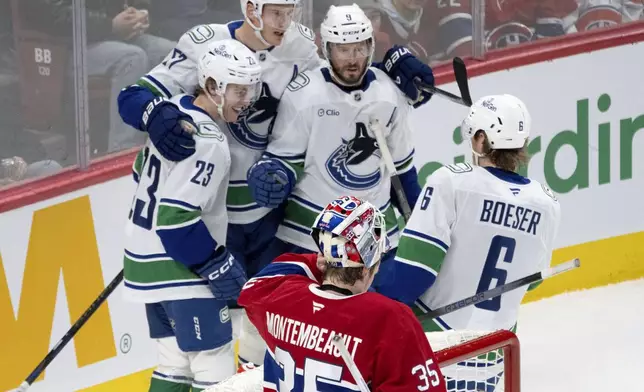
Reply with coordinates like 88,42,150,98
1,0,639,188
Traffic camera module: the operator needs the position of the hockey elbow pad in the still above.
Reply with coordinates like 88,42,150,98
247,159,295,208
194,248,248,301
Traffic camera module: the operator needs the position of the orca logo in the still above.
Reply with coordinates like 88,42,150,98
325,122,381,190
226,82,278,150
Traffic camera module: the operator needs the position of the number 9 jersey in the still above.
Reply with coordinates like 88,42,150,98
380,163,561,332
122,94,232,304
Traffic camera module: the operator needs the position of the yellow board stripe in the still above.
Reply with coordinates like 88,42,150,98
523,230,644,303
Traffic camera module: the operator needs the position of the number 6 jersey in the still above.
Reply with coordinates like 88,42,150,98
380,163,561,331
122,94,231,304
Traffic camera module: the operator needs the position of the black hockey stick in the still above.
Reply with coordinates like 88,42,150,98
414,57,473,107
419,258,581,321
14,270,124,391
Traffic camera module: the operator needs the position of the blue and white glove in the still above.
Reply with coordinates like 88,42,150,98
142,97,196,161
247,159,295,208
379,45,435,108
194,248,248,301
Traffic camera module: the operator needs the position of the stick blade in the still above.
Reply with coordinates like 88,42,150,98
452,57,472,106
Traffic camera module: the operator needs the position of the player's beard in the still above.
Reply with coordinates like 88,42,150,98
331,58,369,86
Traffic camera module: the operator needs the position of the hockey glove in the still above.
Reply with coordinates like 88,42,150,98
194,248,248,301
247,159,295,208
142,97,196,161
379,45,435,108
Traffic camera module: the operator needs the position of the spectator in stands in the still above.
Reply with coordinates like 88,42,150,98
377,0,472,63
27,0,176,152
148,0,241,41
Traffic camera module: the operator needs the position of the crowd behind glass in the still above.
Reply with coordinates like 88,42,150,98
1,0,641,187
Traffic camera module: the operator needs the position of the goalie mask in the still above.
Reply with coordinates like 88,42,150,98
197,39,262,123
311,196,390,269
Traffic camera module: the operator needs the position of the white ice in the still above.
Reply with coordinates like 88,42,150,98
518,278,644,391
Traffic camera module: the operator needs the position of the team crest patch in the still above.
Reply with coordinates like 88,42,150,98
325,122,381,190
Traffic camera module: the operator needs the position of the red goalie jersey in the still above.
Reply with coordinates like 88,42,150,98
238,253,447,392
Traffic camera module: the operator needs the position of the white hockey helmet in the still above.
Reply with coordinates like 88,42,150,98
197,39,262,120
241,0,302,45
461,94,531,150
320,4,374,47
311,196,389,269
320,4,375,83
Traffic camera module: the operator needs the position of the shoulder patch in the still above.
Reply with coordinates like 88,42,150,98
445,163,473,174
187,25,215,44
541,184,558,202
196,122,225,141
287,72,310,92
297,24,315,41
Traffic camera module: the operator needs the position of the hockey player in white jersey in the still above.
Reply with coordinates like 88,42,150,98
247,4,421,288
377,94,561,334
122,39,262,392
117,0,436,368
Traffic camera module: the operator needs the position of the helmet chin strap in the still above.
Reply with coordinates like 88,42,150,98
468,138,486,166
206,89,226,121
246,11,273,47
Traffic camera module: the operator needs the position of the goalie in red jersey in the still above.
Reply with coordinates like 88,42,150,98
238,196,447,392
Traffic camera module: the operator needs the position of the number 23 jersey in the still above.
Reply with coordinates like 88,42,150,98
123,94,231,303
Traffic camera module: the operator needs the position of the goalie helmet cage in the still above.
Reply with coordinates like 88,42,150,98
206,329,520,392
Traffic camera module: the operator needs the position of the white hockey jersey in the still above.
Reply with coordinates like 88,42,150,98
122,94,231,303
394,164,560,331
266,67,415,250
138,21,320,224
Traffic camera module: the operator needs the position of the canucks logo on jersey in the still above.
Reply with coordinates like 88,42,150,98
226,83,278,150
325,122,381,190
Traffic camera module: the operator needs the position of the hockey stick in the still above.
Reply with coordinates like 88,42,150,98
368,114,412,222
418,258,581,322
332,335,371,392
13,270,124,392
414,57,473,107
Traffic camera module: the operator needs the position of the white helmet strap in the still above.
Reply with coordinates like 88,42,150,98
245,4,273,47
203,79,226,120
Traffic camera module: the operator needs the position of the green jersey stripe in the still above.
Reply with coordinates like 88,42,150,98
157,205,201,227
133,149,144,178
284,198,320,229
382,204,399,235
124,255,201,284
396,235,446,273
137,78,165,98
227,184,255,206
